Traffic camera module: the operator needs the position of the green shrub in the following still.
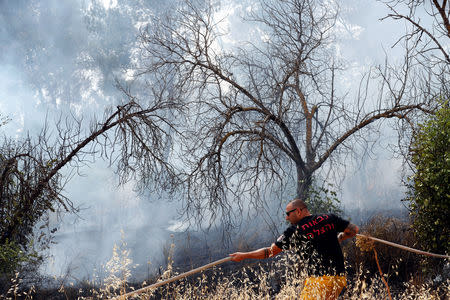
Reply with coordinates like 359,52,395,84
306,179,342,215
0,239,26,275
406,100,449,254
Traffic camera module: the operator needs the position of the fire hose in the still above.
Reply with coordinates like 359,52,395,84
110,257,232,300
356,234,450,259
110,234,449,299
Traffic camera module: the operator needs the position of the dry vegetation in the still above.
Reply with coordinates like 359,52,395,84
1,216,449,299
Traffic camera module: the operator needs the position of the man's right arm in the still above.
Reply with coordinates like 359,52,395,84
229,243,283,262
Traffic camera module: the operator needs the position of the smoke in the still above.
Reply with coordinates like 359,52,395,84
0,0,410,282
1,0,179,281
42,161,180,280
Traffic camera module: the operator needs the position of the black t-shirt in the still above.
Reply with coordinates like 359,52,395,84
275,214,349,276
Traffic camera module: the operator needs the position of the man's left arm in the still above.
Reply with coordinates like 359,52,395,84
338,223,359,243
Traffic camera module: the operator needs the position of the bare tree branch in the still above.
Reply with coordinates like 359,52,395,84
128,0,438,229
0,98,182,248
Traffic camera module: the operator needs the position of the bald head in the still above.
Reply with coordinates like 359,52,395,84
290,199,307,210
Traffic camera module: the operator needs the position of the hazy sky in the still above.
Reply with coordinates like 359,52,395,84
0,0,410,282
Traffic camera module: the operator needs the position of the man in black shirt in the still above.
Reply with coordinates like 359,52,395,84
229,199,359,299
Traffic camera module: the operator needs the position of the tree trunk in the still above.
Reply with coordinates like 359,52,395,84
296,165,312,200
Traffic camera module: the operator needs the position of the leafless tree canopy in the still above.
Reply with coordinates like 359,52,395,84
381,0,449,105
382,0,449,65
129,0,436,229
0,98,183,259
380,0,449,170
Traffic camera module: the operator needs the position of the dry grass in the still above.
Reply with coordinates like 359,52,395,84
95,243,448,300
1,227,448,299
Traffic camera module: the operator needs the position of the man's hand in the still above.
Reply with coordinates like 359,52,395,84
229,252,247,262
338,223,359,243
